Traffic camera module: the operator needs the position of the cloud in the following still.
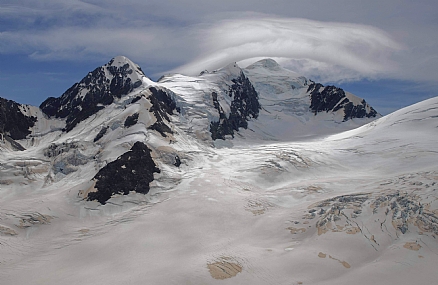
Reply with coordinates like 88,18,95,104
0,15,405,84
0,1,202,73
235,56,368,83
173,17,402,81
0,1,436,85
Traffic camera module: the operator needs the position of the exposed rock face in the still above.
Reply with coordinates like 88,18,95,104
93,126,109,142
174,155,181,167
147,86,178,137
342,99,378,121
307,82,378,121
87,141,160,204
40,56,144,132
210,72,261,140
0,97,36,140
124,113,139,128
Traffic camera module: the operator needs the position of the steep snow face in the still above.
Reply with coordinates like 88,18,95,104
39,56,149,132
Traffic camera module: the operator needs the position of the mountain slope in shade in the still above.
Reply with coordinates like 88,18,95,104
2,56,436,285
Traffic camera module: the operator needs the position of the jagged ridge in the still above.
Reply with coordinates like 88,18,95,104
307,82,378,121
39,56,145,132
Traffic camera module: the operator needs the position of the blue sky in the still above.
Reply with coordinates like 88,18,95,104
0,0,437,115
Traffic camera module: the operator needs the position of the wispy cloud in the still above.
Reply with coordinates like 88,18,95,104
2,14,401,83
0,1,436,86
173,17,402,81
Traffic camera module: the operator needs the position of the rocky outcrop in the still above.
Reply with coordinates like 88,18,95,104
87,141,160,204
210,72,261,140
343,99,378,121
93,126,109,142
307,82,378,121
147,86,178,137
0,97,36,140
124,113,139,128
40,56,144,132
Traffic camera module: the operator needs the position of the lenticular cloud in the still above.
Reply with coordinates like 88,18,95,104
176,17,402,81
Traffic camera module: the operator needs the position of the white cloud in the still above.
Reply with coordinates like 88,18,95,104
0,1,436,85
236,56,360,82
173,17,402,83
0,15,405,84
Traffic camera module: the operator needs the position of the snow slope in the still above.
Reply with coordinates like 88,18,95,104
1,57,436,284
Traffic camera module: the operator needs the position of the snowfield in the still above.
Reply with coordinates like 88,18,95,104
0,58,437,284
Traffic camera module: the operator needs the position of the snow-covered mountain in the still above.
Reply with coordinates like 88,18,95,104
1,56,436,285
159,58,379,143
39,56,147,132
2,56,379,147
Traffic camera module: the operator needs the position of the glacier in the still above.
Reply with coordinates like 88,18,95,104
0,56,436,284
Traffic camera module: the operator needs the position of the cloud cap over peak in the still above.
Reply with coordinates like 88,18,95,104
173,17,402,83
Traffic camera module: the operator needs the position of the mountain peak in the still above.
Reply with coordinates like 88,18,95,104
40,56,147,132
215,62,243,78
109,55,132,65
108,56,143,73
245,58,302,79
246,58,281,70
